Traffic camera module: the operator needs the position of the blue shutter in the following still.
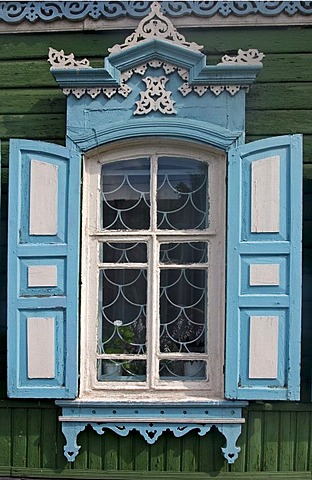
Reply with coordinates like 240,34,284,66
8,140,81,398
225,135,302,400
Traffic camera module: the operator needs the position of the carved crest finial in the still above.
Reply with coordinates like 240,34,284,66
48,47,90,69
108,1,203,54
218,49,264,66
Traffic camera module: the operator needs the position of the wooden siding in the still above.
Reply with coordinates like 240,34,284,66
0,24,311,477
0,401,311,478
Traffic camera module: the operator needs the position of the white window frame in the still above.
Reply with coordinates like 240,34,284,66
79,138,226,401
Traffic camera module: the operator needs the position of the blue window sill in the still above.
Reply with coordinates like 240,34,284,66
56,400,248,463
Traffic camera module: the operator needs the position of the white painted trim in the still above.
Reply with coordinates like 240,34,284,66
249,316,279,379
80,139,226,400
0,15,310,35
251,156,280,233
27,317,55,379
249,263,280,286
59,416,245,424
28,265,58,287
29,160,58,236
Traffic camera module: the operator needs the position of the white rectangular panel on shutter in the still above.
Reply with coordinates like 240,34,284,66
29,160,58,235
249,263,280,286
28,265,58,287
249,315,279,379
27,317,55,379
251,156,280,233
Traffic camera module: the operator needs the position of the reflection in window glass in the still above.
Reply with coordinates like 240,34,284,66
159,269,207,354
98,359,146,382
101,242,147,263
157,157,208,230
101,158,150,230
98,269,147,356
160,242,208,264
159,360,206,380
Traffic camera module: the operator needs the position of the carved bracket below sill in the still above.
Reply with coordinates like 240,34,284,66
56,401,247,464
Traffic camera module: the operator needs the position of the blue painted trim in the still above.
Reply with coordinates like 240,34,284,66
7,139,81,398
1,2,311,24
67,118,241,152
56,402,247,463
108,39,205,73
52,39,261,90
225,134,302,401
51,68,119,89
288,134,303,401
190,64,262,86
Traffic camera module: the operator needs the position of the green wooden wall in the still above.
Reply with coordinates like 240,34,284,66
0,24,311,479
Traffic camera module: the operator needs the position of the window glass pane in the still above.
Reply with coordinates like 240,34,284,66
157,157,208,230
101,242,147,263
159,269,207,353
101,158,150,230
98,359,146,382
159,360,206,381
99,269,147,355
160,242,208,264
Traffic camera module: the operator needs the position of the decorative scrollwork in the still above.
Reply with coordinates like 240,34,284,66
57,402,247,463
48,6,262,104
218,49,265,66
108,1,203,54
60,418,243,462
1,2,311,24
62,423,87,462
177,68,246,98
134,75,176,115
217,424,242,464
48,47,90,69
59,57,247,101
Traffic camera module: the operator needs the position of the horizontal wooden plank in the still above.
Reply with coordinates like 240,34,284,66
0,27,311,60
254,54,312,83
0,88,66,114
0,60,56,88
0,31,124,60
247,83,312,110
200,28,312,55
246,110,312,134
2,462,312,480
0,114,65,140
0,466,311,479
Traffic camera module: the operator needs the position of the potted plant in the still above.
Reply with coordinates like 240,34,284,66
160,312,205,379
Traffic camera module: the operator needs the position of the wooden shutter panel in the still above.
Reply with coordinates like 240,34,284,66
8,140,81,398
225,135,302,400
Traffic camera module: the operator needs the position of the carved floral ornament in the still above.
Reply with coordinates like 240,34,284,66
48,2,264,115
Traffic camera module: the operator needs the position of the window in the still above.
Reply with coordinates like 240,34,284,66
4,2,303,460
80,139,226,399
6,135,302,462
